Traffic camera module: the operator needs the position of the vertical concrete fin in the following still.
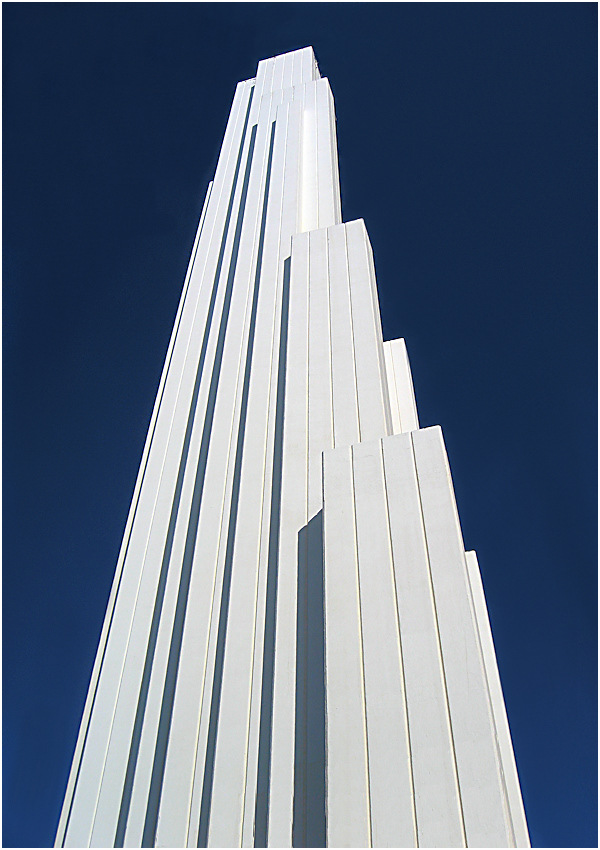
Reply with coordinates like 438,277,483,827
322,446,371,848
383,342,402,435
382,431,465,847
274,232,311,847
351,439,416,847
363,230,394,436
315,78,341,229
302,45,319,84
327,222,361,448
411,426,513,848
345,219,390,442
464,551,530,848
383,337,419,433
307,228,333,518
300,81,319,234
264,231,310,850
326,81,343,224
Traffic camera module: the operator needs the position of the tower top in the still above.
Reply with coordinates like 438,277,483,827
254,46,320,93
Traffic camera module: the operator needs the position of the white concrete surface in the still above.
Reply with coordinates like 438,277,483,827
465,551,530,848
57,46,528,849
412,426,514,847
383,432,464,847
322,446,371,848
384,337,419,433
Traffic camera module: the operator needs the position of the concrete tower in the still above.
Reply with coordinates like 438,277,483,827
56,47,529,848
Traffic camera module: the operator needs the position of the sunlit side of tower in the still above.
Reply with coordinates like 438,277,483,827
56,47,529,848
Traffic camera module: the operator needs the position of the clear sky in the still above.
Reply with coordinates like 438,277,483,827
3,3,597,847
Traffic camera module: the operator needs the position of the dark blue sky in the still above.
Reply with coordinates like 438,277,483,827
4,3,596,847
